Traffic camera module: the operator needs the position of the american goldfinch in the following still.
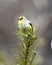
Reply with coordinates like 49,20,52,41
18,16,33,32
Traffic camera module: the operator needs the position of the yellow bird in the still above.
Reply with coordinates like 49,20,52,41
18,16,33,33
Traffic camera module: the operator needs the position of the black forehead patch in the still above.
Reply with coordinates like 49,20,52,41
18,18,23,20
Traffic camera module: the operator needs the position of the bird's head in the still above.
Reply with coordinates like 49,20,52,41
18,16,26,24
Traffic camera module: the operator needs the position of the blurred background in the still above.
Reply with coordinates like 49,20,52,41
0,0,52,65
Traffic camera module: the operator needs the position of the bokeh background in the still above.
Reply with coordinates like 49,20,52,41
0,0,52,65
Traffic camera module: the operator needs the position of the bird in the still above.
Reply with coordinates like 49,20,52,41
18,16,33,33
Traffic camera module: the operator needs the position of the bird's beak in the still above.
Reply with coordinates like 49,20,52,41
18,19,20,20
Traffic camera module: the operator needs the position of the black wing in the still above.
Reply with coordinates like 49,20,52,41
29,23,32,26
29,23,33,31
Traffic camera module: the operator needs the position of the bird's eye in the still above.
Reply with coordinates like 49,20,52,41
18,18,23,20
